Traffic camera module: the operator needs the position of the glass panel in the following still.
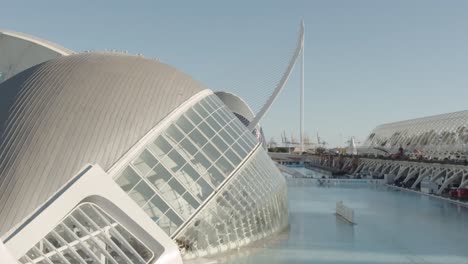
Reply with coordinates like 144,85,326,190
205,116,222,131
166,124,185,144
129,180,155,207
217,109,233,124
116,167,141,192
212,112,226,127
219,130,235,146
195,177,214,200
178,164,201,186
230,119,245,136
232,142,248,159
143,194,169,222
207,95,222,108
192,152,211,173
164,209,184,227
175,149,288,258
173,142,193,162
188,128,208,148
179,138,198,156
237,137,252,153
225,123,241,141
183,192,200,211
219,108,234,122
202,143,221,163
208,166,225,185
133,149,158,177
225,148,242,166
242,131,257,148
207,96,221,110
162,149,186,172
185,108,203,125
156,215,175,235
216,156,234,175
176,115,195,134
200,99,215,113
198,121,216,139
159,179,191,209
147,163,172,190
193,103,208,118
212,135,229,153
164,177,188,194
149,136,172,158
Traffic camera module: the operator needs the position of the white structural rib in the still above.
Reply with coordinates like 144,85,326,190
0,30,74,82
247,20,305,131
0,30,74,56
300,21,305,152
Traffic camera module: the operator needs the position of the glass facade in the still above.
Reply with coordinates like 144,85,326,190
19,203,154,264
232,112,265,147
114,94,258,236
175,148,288,258
16,92,288,263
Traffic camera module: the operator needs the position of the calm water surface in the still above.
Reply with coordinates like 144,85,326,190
190,170,468,264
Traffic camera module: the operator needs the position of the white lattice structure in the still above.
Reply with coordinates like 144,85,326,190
361,110,468,160
306,155,468,195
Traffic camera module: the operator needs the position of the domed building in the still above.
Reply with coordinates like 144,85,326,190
0,32,288,264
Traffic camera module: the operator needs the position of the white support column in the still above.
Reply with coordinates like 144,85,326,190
300,20,305,153
437,171,463,195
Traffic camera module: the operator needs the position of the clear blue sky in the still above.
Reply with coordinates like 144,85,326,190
2,0,468,147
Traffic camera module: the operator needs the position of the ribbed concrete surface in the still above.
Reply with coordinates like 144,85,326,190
0,53,206,236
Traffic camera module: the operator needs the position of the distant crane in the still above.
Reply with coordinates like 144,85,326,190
317,132,327,147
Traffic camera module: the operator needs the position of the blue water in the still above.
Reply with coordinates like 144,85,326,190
192,168,468,264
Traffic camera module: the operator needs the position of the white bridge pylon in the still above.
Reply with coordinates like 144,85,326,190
248,20,305,152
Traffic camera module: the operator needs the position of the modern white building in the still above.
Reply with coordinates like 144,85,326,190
0,32,288,263
0,30,73,83
361,110,468,160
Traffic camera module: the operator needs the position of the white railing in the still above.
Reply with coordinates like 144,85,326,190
316,178,384,185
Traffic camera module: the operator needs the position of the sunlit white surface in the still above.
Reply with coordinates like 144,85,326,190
189,168,468,264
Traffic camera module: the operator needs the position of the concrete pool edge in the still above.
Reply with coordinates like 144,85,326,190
386,184,468,208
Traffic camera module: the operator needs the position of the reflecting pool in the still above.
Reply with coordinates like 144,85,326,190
189,170,468,264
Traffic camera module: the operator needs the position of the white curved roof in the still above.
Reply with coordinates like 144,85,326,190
362,110,468,158
0,53,207,235
215,91,267,147
215,91,255,121
0,30,73,83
